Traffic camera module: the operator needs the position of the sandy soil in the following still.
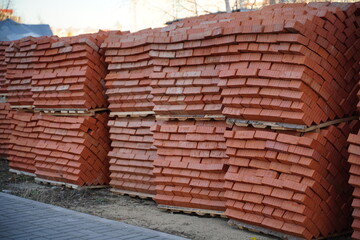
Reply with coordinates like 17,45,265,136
0,159,276,240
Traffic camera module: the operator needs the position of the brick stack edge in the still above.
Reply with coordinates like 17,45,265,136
102,30,159,196
0,2,359,239
225,122,359,239
0,41,12,158
2,32,112,186
347,36,360,240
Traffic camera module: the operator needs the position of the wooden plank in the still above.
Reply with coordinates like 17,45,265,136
228,219,303,240
110,111,155,118
157,204,226,218
226,116,359,132
300,116,359,133
156,115,225,121
34,108,109,116
9,168,36,177
111,189,154,200
10,105,35,110
34,177,108,190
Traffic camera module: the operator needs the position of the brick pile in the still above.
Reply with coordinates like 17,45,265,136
348,130,360,240
29,32,112,186
31,33,108,110
0,41,12,158
102,30,160,197
224,121,359,239
6,111,39,174
347,42,360,240
218,3,360,239
102,29,157,112
145,11,231,211
0,41,9,94
107,117,156,196
152,120,228,211
149,18,228,116
218,2,360,126
34,113,110,186
5,37,36,107
2,33,112,186
0,104,12,158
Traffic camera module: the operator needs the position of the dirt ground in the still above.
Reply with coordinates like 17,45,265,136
0,159,279,240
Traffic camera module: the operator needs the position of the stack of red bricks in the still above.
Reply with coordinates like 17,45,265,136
149,16,228,116
218,2,359,126
3,37,38,172
0,41,12,158
107,117,156,196
152,120,228,211
3,33,112,187
5,36,36,107
31,33,108,110
224,121,358,239
102,29,158,113
348,128,360,240
347,22,360,240
6,111,39,174
0,103,12,158
30,32,111,186
0,41,9,95
146,18,230,211
34,113,110,186
101,30,160,197
214,2,360,239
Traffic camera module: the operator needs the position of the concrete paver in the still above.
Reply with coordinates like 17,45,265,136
0,192,188,240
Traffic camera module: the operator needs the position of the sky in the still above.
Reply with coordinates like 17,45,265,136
12,0,133,31
10,0,227,35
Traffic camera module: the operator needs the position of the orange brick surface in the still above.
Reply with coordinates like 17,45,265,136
108,117,157,195
225,121,359,239
34,113,111,186
152,120,228,211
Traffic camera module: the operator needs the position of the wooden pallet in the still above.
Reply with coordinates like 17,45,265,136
156,114,226,121
34,108,108,116
228,219,352,240
110,111,155,118
158,204,226,218
34,177,108,190
111,188,154,200
10,105,35,111
226,116,359,132
9,168,36,177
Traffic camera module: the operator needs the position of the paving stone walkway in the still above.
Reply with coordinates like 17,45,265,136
0,192,188,240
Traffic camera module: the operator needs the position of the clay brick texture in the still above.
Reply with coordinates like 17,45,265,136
31,32,109,110
0,2,359,240
108,117,157,195
0,42,12,158
101,29,158,112
0,103,12,158
6,111,39,173
348,130,360,240
34,113,111,186
0,41,9,94
224,121,359,239
5,37,36,106
152,120,228,211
